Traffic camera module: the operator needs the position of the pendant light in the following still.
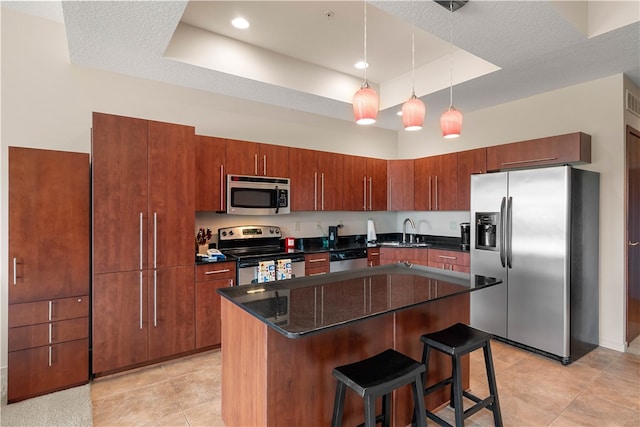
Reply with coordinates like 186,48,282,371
440,1,462,138
402,29,425,131
353,1,379,125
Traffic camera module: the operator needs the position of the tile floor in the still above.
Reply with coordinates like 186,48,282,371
91,341,639,426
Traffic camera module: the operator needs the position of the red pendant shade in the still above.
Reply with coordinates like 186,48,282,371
440,106,463,138
402,95,425,131
353,83,379,125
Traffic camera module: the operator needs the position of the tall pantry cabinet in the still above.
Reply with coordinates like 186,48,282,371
7,147,90,403
92,112,196,375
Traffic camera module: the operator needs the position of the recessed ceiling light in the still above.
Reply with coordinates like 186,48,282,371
232,17,250,29
354,61,369,70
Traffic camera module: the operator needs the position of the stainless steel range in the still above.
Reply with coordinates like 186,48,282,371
217,225,305,286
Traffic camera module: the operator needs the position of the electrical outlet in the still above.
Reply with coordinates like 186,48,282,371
294,221,300,231
316,221,322,230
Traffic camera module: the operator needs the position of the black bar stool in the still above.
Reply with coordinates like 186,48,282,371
419,323,503,427
331,349,427,427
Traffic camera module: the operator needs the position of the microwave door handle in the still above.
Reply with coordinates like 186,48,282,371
275,185,280,214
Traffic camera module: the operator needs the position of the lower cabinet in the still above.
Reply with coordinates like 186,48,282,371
379,248,429,266
305,252,330,276
367,248,380,267
8,296,89,403
92,266,195,375
427,249,470,273
195,262,236,349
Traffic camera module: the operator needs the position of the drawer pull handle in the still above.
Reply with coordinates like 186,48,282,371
309,272,327,276
48,301,53,321
502,156,557,166
205,269,231,275
49,323,52,344
438,255,457,260
48,346,52,367
308,258,327,263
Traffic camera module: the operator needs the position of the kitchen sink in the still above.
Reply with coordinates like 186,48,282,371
379,242,430,248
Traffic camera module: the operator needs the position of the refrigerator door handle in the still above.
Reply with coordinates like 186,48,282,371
507,196,513,268
499,196,507,267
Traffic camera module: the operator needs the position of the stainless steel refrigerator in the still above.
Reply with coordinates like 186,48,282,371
470,166,599,364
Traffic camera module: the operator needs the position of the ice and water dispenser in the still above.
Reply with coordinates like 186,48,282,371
475,213,498,250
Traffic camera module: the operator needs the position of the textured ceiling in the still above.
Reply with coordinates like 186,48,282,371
6,1,640,131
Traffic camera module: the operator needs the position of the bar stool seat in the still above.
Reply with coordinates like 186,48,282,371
331,348,427,427
420,323,503,427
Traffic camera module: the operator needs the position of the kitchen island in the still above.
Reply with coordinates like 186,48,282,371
218,263,501,427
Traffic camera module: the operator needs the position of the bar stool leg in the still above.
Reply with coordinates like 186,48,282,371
483,343,503,427
364,395,376,427
452,354,464,427
331,381,346,427
411,373,427,427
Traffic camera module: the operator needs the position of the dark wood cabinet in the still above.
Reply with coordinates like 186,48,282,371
456,148,487,210
427,249,470,273
379,248,429,266
92,112,196,376
414,154,457,211
305,252,330,276
7,147,90,402
387,160,415,211
486,132,591,171
195,262,235,349
342,154,367,211
289,148,342,211
225,138,289,177
367,248,380,267
195,135,226,212
367,157,387,211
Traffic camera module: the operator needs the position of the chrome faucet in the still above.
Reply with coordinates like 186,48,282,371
402,218,416,244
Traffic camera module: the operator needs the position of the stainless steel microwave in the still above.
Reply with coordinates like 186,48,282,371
226,175,290,215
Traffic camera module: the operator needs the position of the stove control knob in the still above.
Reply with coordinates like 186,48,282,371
221,231,227,237
228,230,234,236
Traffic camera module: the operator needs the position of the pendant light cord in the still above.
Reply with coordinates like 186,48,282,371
448,1,454,107
363,0,368,84
411,28,416,96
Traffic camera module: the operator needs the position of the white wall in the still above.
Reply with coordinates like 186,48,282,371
0,7,634,389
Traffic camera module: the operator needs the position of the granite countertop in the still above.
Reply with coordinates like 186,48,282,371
218,264,500,339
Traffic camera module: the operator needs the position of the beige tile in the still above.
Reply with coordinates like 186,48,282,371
162,349,221,379
549,393,640,427
91,364,168,400
141,410,190,427
92,380,181,427
183,399,225,427
171,367,221,411
584,370,640,411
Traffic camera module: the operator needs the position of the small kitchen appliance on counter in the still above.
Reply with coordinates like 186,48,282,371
460,222,470,250
217,225,305,285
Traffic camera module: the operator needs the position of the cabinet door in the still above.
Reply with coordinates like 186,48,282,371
367,158,387,211
9,148,90,303
195,262,235,349
148,266,195,359
259,144,289,177
225,139,259,175
9,296,88,328
92,113,148,274
367,249,380,267
8,339,88,403
305,253,330,276
318,151,344,211
342,154,366,211
456,148,486,210
92,271,149,374
148,121,195,268
288,147,317,211
431,153,458,211
387,160,415,211
195,135,226,212
414,157,431,211
9,318,88,351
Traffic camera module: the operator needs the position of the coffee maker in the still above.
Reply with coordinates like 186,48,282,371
460,222,471,250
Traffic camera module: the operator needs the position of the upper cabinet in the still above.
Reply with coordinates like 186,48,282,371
225,138,289,177
289,147,343,211
414,153,457,211
195,135,226,212
456,148,487,211
486,132,591,171
342,155,387,211
387,160,415,211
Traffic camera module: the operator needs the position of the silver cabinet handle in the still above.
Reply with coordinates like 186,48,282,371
254,154,258,176
153,270,157,327
204,269,231,275
263,154,267,176
438,255,457,260
139,212,143,270
435,176,439,210
153,212,157,269
507,196,513,268
220,165,225,211
49,300,53,321
368,177,372,210
429,177,433,210
48,346,52,367
307,258,328,263
362,177,366,211
139,271,143,330
314,172,318,211
13,257,17,285
49,323,52,344
630,241,640,246
388,178,392,210
321,173,325,211
309,272,327,276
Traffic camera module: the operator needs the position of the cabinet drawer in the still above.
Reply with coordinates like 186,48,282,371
427,249,470,267
195,262,236,282
8,338,89,403
9,317,88,351
8,296,89,328
306,265,329,276
305,253,329,267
